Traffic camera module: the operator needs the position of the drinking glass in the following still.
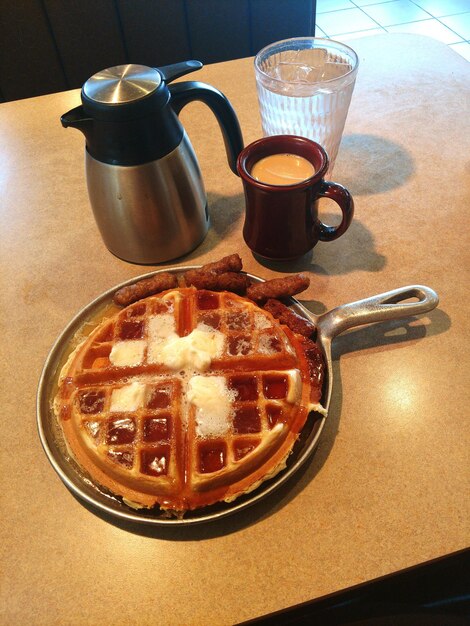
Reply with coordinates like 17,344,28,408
254,37,359,175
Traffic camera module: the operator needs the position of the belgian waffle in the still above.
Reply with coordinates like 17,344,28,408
54,287,325,513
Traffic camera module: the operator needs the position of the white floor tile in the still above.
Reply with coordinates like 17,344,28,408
408,0,470,18
439,12,470,39
386,17,464,43
317,7,381,36
336,27,388,40
449,41,470,61
315,24,329,37
353,0,399,5
316,0,356,13
361,0,432,26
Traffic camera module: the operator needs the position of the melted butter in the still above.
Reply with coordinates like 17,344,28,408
254,312,273,330
309,402,328,416
148,327,225,372
109,340,146,366
110,382,146,412
286,369,302,403
148,313,176,340
187,376,236,437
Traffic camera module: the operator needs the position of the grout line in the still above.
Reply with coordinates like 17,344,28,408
348,0,438,26
354,4,390,28
408,0,470,18
316,1,470,46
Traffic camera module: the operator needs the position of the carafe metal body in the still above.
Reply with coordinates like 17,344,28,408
86,132,207,264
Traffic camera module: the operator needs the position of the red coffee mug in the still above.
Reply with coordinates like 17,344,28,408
237,135,354,260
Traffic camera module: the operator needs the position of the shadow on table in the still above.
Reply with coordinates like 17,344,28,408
241,135,413,275
332,307,450,358
335,134,415,196
157,135,411,273
154,189,385,279
253,211,386,277
78,306,449,540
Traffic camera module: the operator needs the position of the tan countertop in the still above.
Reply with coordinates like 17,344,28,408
1,34,469,625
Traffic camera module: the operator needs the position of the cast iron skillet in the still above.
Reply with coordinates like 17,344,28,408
37,269,438,526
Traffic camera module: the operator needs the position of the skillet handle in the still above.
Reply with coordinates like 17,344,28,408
317,285,439,341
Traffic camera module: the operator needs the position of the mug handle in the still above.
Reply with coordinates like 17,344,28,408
317,180,354,242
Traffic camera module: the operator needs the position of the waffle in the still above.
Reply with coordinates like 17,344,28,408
54,287,326,514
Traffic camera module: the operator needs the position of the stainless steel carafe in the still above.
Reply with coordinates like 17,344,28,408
61,61,243,264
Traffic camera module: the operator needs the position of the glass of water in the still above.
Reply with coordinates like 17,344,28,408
254,37,359,176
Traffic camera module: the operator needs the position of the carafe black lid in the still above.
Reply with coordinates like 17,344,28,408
61,60,245,168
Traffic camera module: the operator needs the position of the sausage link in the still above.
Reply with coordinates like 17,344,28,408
185,271,250,294
182,254,243,287
298,335,325,404
199,254,242,274
263,298,316,338
113,272,178,306
246,273,310,303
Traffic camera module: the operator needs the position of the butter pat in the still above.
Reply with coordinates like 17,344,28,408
148,328,224,371
188,376,235,437
109,340,146,367
110,382,146,412
147,313,176,341
286,369,302,404
254,312,272,330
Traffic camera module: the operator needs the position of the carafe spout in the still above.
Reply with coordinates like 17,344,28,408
61,105,93,135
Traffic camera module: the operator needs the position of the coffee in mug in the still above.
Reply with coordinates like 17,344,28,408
237,135,354,261
251,153,315,186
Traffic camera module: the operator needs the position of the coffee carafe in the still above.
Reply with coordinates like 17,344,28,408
61,61,243,264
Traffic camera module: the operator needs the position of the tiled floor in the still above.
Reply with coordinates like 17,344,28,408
315,0,470,61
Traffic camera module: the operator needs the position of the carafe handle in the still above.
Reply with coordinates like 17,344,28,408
169,81,244,175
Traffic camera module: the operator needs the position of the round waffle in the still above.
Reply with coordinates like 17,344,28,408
54,287,325,514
